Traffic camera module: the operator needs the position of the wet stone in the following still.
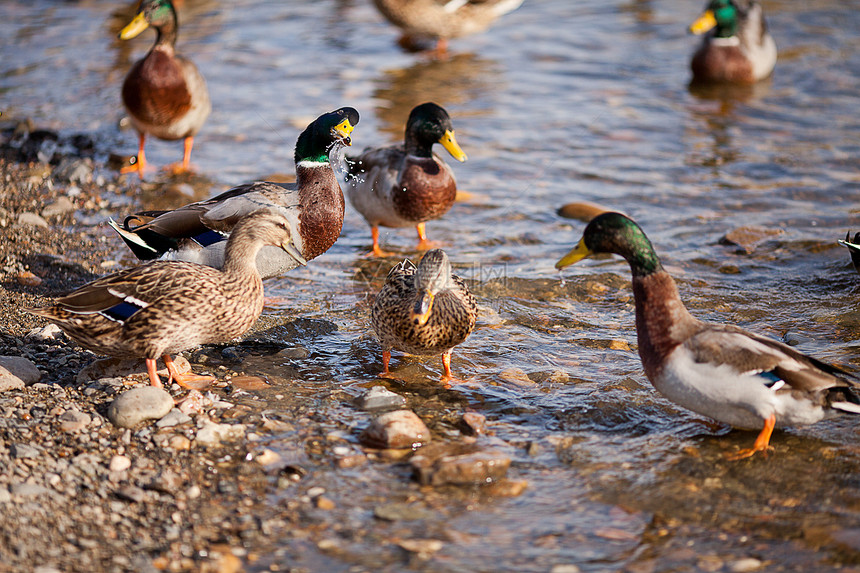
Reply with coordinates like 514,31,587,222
107,387,174,428
411,442,511,486
41,196,75,218
373,502,435,522
156,408,192,428
360,410,431,449
52,157,93,184
196,420,247,446
0,356,42,385
274,346,310,360
221,347,243,361
356,386,407,411
459,412,487,436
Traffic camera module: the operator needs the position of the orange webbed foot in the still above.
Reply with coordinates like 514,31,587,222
725,414,776,461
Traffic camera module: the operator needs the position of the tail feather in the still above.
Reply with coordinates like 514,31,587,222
831,401,860,415
107,218,174,261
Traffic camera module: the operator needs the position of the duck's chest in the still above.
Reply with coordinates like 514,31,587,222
122,50,192,123
390,159,457,222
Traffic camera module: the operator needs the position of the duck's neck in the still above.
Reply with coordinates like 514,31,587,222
222,237,265,280
404,130,434,159
632,270,700,379
153,11,179,50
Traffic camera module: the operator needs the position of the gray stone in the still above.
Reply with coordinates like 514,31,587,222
360,410,431,449
11,443,41,459
26,323,64,341
18,211,49,228
41,196,75,218
11,482,51,497
0,356,41,385
195,420,247,446
373,502,434,522
107,387,174,428
59,410,91,432
275,346,310,360
357,386,407,411
115,485,145,503
156,408,192,428
53,157,93,184
459,412,487,436
411,442,511,486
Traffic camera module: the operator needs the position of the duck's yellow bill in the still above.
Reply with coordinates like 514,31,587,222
411,292,435,326
119,12,150,40
556,238,592,269
334,118,355,146
439,130,467,162
689,10,717,35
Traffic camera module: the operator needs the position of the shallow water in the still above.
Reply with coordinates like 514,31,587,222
4,0,860,570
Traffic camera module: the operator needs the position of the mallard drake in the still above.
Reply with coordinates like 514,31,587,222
371,249,477,381
30,209,294,389
345,102,466,257
373,0,524,54
689,0,777,84
119,0,211,176
109,107,359,279
557,212,860,459
839,232,860,275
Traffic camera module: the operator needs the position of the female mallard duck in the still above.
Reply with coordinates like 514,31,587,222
345,102,466,257
372,249,477,381
557,212,860,459
373,0,523,54
689,0,777,84
119,0,211,176
839,232,860,275
109,107,359,279
30,209,294,389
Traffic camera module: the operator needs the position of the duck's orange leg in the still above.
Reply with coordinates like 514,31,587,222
415,222,438,251
366,226,394,258
121,133,147,176
726,414,776,460
163,354,214,390
145,357,164,388
380,350,392,376
166,136,195,175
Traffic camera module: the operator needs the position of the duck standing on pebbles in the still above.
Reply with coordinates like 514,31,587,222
557,212,860,459
30,209,294,389
689,0,777,84
372,0,524,55
372,249,477,382
109,107,359,279
345,103,466,257
119,0,211,176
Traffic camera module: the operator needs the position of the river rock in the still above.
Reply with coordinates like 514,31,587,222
109,455,132,472
156,408,192,428
59,410,91,432
356,386,407,411
411,442,511,486
52,157,93,184
195,420,247,446
107,387,174,428
459,412,487,436
17,211,49,228
11,443,41,459
360,410,431,449
0,356,42,386
41,196,75,218
77,355,190,384
26,323,64,341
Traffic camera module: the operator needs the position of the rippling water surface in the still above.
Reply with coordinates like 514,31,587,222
4,0,860,570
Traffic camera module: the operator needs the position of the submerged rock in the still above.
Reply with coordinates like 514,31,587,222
410,442,511,486
360,410,431,449
356,386,407,411
107,387,174,428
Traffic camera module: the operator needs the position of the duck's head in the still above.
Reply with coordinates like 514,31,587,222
119,0,178,41
295,107,360,164
556,212,662,277
411,249,455,326
227,208,306,265
405,102,467,162
690,0,740,38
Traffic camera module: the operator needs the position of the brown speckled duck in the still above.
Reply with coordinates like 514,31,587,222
119,0,211,176
557,212,860,459
345,103,466,257
30,209,293,389
109,107,359,279
371,249,477,381
373,0,524,54
689,0,777,84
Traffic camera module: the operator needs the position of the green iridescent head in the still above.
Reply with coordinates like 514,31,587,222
119,0,178,41
294,107,360,164
690,0,740,39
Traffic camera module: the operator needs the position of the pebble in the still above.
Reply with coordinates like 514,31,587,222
11,443,41,459
26,323,64,341
550,566,581,573
52,157,93,184
41,195,75,217
16,271,42,287
356,386,407,411
109,455,132,473
11,483,52,498
373,502,434,522
167,435,191,450
116,485,146,503
107,387,174,428
729,558,763,572
156,408,193,428
411,442,511,486
360,410,431,449
0,487,11,503
59,410,91,432
0,355,42,385
17,211,49,228
275,346,310,360
498,368,535,387
459,412,487,436
195,420,247,446
395,538,443,558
